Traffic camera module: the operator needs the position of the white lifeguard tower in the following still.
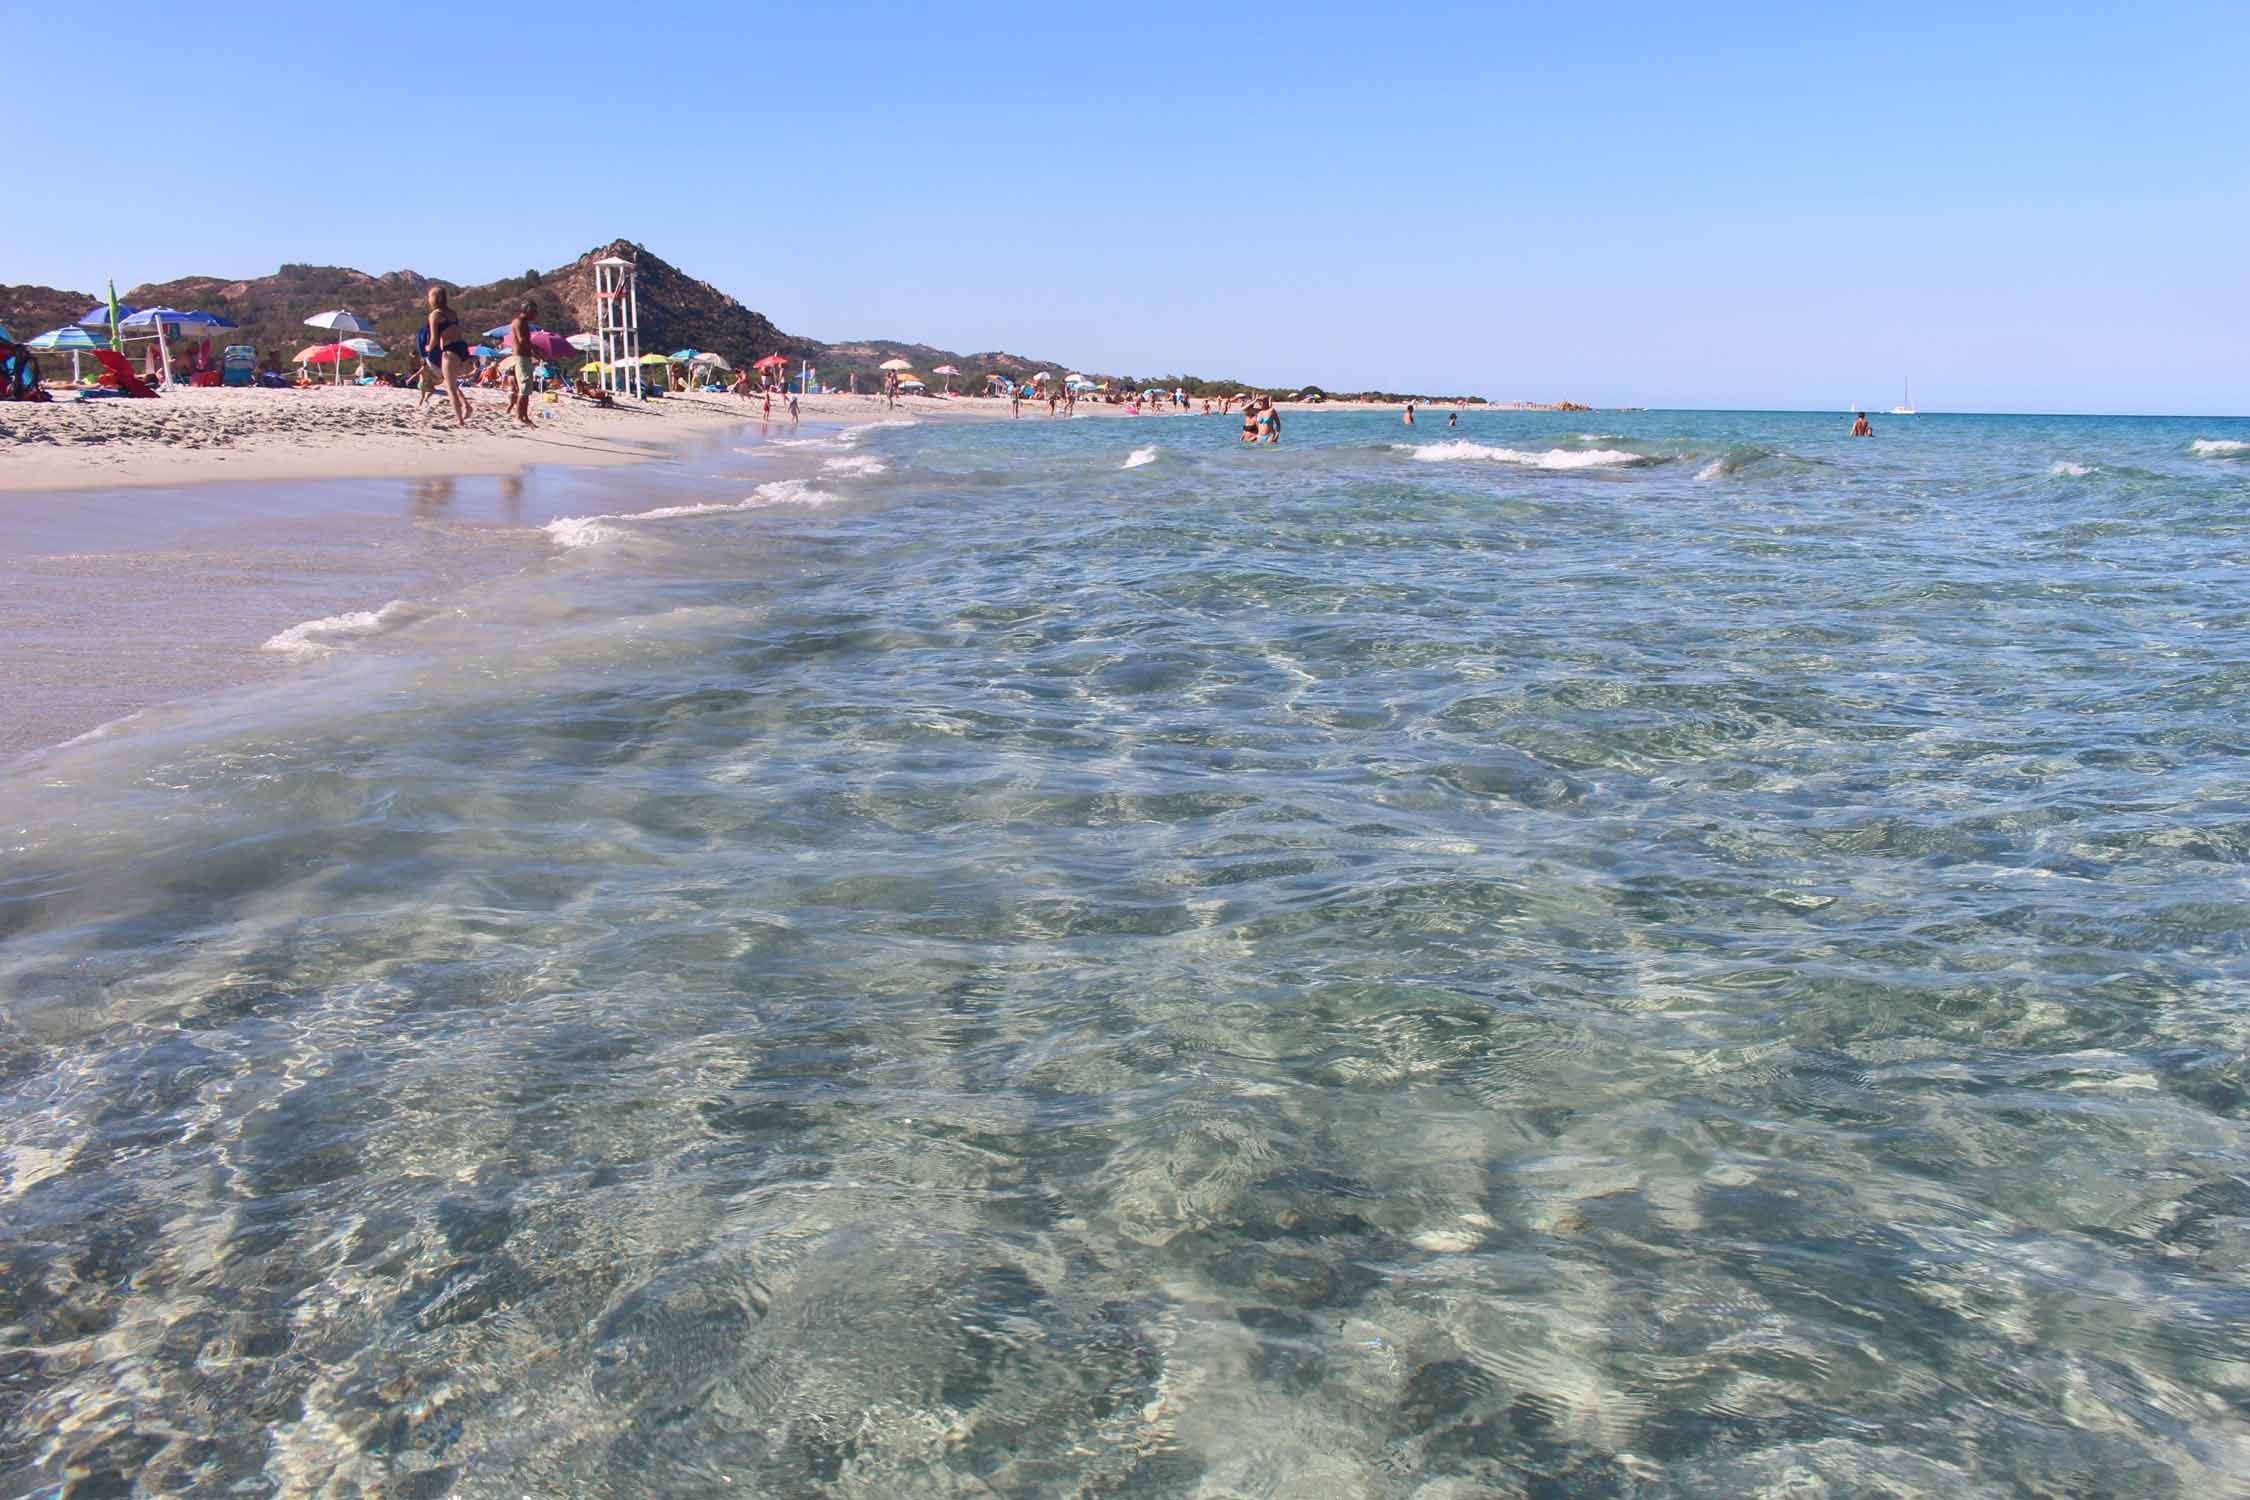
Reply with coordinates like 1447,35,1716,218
593,255,642,399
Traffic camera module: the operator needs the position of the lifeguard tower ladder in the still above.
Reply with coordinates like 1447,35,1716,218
594,256,642,399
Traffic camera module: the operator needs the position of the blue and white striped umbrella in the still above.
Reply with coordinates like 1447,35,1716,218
26,325,102,382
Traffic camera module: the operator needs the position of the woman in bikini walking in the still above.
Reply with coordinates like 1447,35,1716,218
424,287,475,427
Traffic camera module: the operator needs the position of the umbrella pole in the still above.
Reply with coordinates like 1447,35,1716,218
158,327,173,390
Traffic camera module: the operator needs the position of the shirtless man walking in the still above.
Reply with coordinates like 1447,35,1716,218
506,300,538,429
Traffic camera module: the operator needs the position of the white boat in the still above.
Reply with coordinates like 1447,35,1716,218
1891,378,1917,416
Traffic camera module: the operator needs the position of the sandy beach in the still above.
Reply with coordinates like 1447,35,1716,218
0,385,1247,493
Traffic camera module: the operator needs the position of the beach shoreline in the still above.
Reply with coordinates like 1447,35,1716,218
0,386,1463,495
0,386,1265,494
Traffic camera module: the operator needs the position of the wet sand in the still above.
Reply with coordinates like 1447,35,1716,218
0,420,817,761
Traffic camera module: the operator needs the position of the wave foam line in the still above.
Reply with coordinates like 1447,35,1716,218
1122,446,1158,469
261,600,434,659
839,419,916,445
542,481,840,550
822,454,889,476
2050,461,2093,477
1400,440,1643,469
2190,438,2247,456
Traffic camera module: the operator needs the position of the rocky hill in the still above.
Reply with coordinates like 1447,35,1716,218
3,241,1076,392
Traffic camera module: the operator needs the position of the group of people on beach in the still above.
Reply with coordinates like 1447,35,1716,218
410,288,537,430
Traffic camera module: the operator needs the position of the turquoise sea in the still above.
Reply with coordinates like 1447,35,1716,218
3,409,2248,1496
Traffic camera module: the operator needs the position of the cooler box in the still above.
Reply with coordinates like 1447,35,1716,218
222,345,256,387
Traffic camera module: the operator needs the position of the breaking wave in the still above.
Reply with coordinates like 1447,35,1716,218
1695,444,1775,479
2190,438,2247,456
840,419,916,445
822,454,890,476
260,600,435,659
2050,461,2093,477
1399,440,1644,469
542,481,840,550
1122,446,1159,469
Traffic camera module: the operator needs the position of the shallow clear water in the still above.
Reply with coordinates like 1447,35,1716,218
4,410,2249,1497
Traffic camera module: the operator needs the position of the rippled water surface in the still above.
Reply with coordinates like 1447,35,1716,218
4,410,2249,1497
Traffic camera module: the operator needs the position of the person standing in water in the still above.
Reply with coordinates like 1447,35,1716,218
1241,400,1260,443
1264,398,1281,445
1448,409,1458,429
1852,411,1873,437
1403,401,1416,426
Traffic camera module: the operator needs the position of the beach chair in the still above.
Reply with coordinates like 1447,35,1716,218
88,349,159,399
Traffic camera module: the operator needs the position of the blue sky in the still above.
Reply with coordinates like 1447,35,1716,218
10,2,2245,413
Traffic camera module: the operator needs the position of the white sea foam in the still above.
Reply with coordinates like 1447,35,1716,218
1696,461,1724,480
839,419,915,445
1122,446,1159,469
542,481,840,549
1400,441,1641,470
2190,438,2248,456
2050,461,2093,477
745,478,839,507
543,516,630,550
821,454,889,476
261,600,433,659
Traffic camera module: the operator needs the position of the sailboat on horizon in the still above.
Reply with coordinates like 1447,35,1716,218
1891,378,1918,416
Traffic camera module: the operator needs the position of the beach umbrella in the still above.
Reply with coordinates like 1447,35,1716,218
877,357,912,372
1031,371,1051,382
752,354,788,370
294,343,355,364
932,363,959,393
81,288,134,352
469,344,499,359
342,338,387,357
118,306,211,387
669,348,700,362
636,353,670,366
304,309,376,386
692,352,732,371
566,333,601,353
511,329,575,361
27,325,103,383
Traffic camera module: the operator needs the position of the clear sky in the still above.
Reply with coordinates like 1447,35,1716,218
9,1,2245,413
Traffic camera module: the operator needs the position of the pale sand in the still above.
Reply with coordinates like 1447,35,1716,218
0,386,1211,494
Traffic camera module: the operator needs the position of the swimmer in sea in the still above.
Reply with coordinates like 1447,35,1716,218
1404,401,1416,426
1448,410,1457,429
1852,411,1873,437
